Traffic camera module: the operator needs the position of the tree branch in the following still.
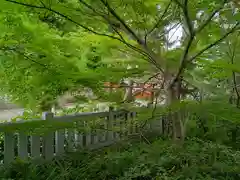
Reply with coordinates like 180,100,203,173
5,0,123,41
189,22,239,62
170,2,239,88
143,73,162,85
77,0,164,71
161,23,181,39
166,23,182,43
228,31,240,107
5,0,164,71
110,27,163,71
182,0,194,36
145,0,173,42
0,46,48,68
170,0,195,87
172,0,184,8
78,0,113,23
170,37,194,87
99,0,144,45
99,0,166,70
170,22,239,87
195,0,228,34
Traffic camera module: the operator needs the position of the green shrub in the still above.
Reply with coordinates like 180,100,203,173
186,118,240,150
1,138,240,180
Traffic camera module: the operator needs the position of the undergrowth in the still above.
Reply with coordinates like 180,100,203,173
1,137,240,180
1,115,240,179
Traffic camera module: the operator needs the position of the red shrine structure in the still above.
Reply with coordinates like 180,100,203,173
103,82,155,100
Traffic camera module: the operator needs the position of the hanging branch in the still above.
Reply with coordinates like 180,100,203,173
189,22,239,62
77,0,164,71
171,20,239,87
99,0,165,69
111,27,163,71
5,0,122,41
99,0,144,45
170,0,236,88
145,0,173,42
227,32,240,107
195,0,228,34
6,0,164,71
0,46,48,68
170,0,195,87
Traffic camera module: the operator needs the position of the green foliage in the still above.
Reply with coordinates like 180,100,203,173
1,137,240,180
0,6,79,108
1,0,239,113
0,2,149,109
11,110,41,121
0,0,240,178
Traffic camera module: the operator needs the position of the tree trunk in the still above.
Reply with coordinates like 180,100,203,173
147,84,156,107
163,78,184,141
229,73,240,144
123,80,134,102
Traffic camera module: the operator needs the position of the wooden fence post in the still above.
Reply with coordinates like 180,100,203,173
17,112,28,161
67,128,75,152
124,111,128,137
107,106,114,141
119,109,127,138
114,113,120,140
18,132,28,161
123,80,134,102
55,127,65,156
132,112,137,133
127,112,132,135
85,120,91,147
42,112,54,160
4,132,15,165
76,121,84,149
31,134,41,160
93,118,99,145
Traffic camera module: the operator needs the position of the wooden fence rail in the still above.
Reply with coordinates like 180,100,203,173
0,108,143,166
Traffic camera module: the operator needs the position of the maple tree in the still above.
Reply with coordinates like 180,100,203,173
1,0,240,140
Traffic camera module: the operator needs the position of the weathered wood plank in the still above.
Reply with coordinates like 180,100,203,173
4,132,15,165
31,135,41,159
2,109,137,165
107,107,114,141
18,132,28,160
42,112,54,160
83,120,91,147
92,119,99,145
55,129,65,155
75,121,84,149
53,112,109,122
67,128,75,152
127,112,132,135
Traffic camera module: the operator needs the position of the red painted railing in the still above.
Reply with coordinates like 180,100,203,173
104,82,154,99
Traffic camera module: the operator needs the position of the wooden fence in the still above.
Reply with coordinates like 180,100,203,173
0,108,153,166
